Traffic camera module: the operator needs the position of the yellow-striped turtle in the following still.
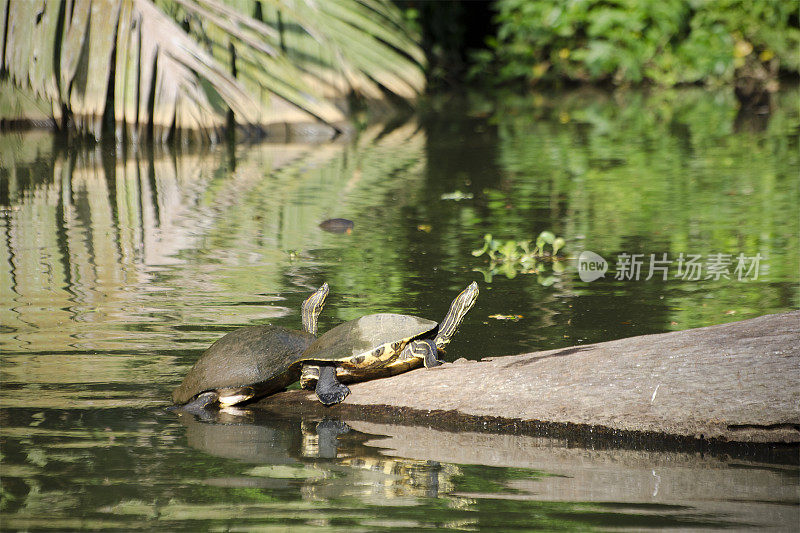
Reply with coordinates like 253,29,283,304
299,282,479,405
172,283,329,412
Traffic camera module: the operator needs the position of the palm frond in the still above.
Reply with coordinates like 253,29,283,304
1,0,425,138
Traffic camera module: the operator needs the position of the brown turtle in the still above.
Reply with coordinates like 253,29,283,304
172,283,329,411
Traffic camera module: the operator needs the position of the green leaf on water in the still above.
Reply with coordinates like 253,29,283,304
473,266,495,283
500,240,518,259
472,233,497,256
538,275,556,286
553,237,566,256
501,262,518,279
471,231,565,284
538,231,556,245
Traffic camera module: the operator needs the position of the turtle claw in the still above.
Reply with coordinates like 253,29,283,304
183,391,220,412
315,365,350,406
316,386,350,406
424,356,444,368
168,392,219,420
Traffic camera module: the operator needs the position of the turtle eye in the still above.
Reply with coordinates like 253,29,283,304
374,346,384,357
391,342,401,351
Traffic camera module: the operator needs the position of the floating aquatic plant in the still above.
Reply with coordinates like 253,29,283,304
472,232,566,283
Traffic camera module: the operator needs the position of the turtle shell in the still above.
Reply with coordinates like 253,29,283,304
172,325,315,405
300,313,437,369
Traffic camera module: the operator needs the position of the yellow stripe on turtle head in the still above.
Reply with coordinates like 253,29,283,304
435,282,479,348
301,283,329,335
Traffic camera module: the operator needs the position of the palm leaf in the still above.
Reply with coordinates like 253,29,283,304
1,0,425,138
174,0,345,124
256,0,424,98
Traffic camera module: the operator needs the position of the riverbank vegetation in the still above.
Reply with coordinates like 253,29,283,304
1,0,797,138
467,0,798,95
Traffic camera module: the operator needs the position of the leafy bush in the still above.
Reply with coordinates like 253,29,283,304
473,0,799,87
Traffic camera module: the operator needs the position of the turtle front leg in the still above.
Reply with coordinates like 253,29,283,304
315,365,350,406
420,339,444,368
179,391,220,413
303,364,357,389
300,364,320,390
405,338,443,368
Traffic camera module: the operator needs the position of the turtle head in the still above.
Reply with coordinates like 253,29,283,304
457,281,479,312
434,281,479,349
301,283,329,335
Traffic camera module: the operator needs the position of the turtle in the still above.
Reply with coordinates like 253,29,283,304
319,218,354,234
298,281,479,406
171,283,329,411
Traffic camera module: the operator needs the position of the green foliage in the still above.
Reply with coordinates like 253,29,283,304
485,85,799,317
472,232,566,283
473,0,800,87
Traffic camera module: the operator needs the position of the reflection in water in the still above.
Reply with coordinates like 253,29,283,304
168,409,797,529
1,89,798,529
179,410,452,503
0,125,427,357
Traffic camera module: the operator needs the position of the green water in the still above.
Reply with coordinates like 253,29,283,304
1,88,798,530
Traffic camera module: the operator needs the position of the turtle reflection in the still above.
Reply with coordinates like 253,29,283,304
176,410,459,501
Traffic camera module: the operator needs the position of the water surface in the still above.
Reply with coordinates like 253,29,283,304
1,88,798,529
